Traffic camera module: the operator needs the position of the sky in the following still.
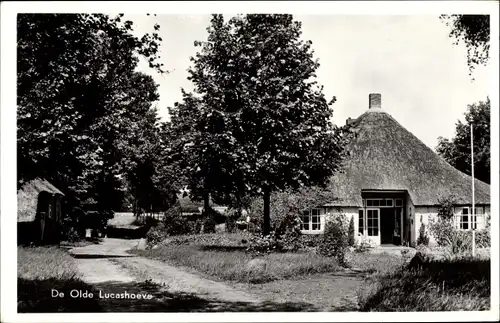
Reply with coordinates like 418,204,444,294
126,14,490,151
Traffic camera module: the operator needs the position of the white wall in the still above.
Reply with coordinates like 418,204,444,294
415,205,490,247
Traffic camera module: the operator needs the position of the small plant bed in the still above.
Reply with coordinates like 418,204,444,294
133,232,342,284
18,246,101,312
357,255,491,311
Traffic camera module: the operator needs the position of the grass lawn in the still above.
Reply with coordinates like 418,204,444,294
18,246,101,312
357,255,491,311
133,233,342,284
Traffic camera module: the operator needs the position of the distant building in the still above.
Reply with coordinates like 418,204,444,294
17,178,64,244
300,94,490,247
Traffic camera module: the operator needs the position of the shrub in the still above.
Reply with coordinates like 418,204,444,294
417,221,429,246
475,229,490,248
246,233,283,256
202,213,216,234
299,234,322,249
348,216,355,247
145,223,167,248
428,216,455,246
445,230,472,255
162,202,192,236
318,213,349,266
225,208,240,233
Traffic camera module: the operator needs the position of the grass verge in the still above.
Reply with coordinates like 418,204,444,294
357,256,490,311
18,246,101,312
133,233,341,284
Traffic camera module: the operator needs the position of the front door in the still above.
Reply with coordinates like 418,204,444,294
380,208,394,244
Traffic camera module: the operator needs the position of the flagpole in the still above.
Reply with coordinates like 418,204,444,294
471,124,476,257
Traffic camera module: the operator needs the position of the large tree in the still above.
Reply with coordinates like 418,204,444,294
436,98,490,184
440,14,490,75
171,14,342,235
17,13,166,230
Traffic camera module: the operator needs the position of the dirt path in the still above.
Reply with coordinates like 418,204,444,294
69,238,364,312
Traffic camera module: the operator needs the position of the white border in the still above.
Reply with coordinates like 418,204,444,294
1,1,499,322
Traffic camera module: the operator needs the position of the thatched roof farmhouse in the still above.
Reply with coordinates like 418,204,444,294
17,178,64,244
300,94,490,247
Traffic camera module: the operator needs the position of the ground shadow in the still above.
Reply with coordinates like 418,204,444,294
199,245,247,252
18,277,320,312
69,254,135,259
106,226,147,239
91,280,319,312
18,277,102,312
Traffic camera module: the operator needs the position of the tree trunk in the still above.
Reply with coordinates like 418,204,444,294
263,189,271,236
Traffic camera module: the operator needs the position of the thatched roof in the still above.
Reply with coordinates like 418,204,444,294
17,178,64,222
326,105,490,207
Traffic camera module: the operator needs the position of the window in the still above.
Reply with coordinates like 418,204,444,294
458,207,484,230
367,209,379,236
358,209,364,234
459,207,469,230
395,199,403,207
364,199,395,208
301,209,322,232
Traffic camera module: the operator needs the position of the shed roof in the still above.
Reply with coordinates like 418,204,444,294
17,178,64,222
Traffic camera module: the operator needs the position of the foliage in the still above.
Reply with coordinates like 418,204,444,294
145,223,168,249
247,186,342,235
428,216,455,247
436,98,490,184
440,15,490,75
318,213,348,266
436,195,458,220
169,14,343,236
348,216,355,247
358,257,490,311
475,229,490,248
225,208,240,233
417,220,430,246
246,233,284,256
162,202,193,237
17,13,170,231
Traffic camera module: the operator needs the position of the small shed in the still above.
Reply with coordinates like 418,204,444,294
17,178,64,244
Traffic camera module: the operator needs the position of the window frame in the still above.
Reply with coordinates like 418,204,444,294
300,208,323,233
366,208,380,237
457,206,484,230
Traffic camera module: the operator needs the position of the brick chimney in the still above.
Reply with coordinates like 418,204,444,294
369,93,381,110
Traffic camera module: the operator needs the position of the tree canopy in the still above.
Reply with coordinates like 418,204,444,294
17,13,172,230
436,98,490,184
440,14,490,75
169,14,343,235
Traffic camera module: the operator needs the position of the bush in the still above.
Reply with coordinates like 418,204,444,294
445,230,472,255
145,223,168,248
417,221,429,246
475,229,490,248
246,233,283,256
299,234,322,249
428,216,455,246
162,202,192,236
225,208,240,233
202,210,216,234
318,213,349,266
348,216,355,247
